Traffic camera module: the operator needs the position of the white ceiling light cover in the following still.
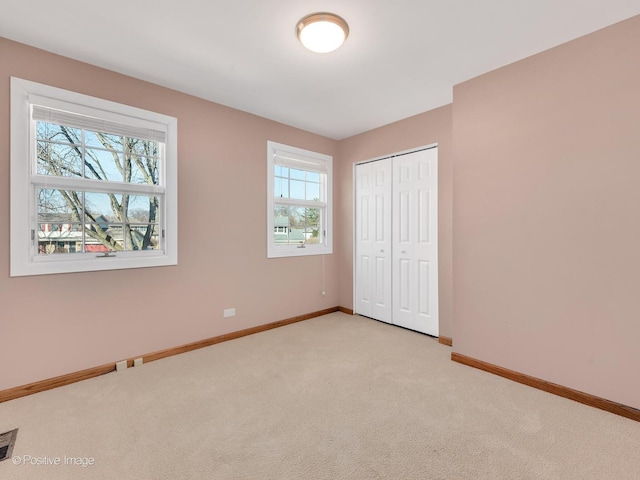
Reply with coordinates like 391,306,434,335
297,13,349,53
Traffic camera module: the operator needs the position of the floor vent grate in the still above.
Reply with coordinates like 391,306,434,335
0,429,18,462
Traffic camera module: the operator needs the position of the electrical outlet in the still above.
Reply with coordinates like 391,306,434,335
134,358,143,367
223,308,236,318
115,360,128,372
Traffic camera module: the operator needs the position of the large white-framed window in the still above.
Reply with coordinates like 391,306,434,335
10,77,178,276
267,141,332,258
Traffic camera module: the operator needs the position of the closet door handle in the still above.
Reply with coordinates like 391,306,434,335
401,250,407,254
379,249,384,253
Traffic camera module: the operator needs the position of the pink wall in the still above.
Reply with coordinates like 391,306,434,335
3,13,639,411
0,38,339,391
336,106,453,338
452,16,640,408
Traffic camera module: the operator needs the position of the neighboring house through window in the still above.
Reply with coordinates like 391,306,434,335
10,77,178,276
267,141,332,258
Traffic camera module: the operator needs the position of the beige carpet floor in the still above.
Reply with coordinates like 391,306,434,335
0,312,638,479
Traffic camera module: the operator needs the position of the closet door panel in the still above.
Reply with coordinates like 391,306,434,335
355,160,392,323
371,159,393,323
355,163,373,317
392,149,439,336
414,149,439,336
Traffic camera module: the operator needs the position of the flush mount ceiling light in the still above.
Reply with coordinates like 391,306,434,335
296,12,349,53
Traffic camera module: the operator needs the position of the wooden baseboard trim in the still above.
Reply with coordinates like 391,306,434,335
438,336,453,347
0,363,118,404
451,352,640,422
0,307,339,404
142,306,339,363
338,306,354,315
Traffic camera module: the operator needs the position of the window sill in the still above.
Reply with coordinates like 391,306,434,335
267,245,332,259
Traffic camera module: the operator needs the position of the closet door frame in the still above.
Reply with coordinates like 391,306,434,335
352,143,439,335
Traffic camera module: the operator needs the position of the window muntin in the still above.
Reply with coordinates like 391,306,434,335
274,166,321,200
11,77,178,276
267,141,332,258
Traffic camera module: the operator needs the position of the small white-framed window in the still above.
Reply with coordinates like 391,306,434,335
10,77,178,276
267,141,332,258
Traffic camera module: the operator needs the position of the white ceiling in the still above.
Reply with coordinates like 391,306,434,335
2,1,639,140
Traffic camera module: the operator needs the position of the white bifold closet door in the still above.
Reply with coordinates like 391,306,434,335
354,158,393,323
355,147,438,337
392,148,438,335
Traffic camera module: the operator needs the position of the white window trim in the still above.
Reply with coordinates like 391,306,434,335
267,141,333,258
10,77,178,276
